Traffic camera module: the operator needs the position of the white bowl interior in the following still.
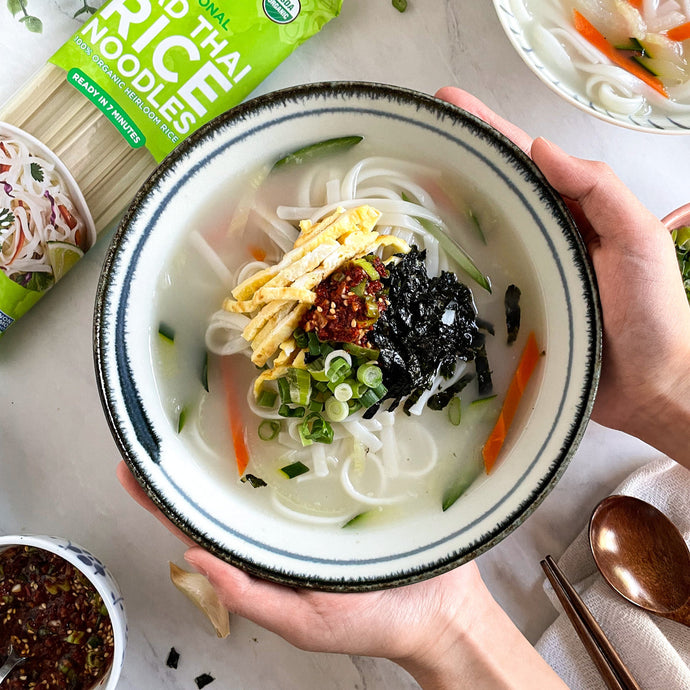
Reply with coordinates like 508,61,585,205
0,122,97,242
492,0,690,134
96,83,600,590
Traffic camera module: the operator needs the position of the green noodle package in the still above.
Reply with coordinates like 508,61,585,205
0,0,342,337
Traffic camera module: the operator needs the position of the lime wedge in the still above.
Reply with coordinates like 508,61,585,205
46,241,84,281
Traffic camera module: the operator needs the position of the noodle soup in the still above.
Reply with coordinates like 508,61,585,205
152,139,545,528
97,83,599,588
499,0,690,129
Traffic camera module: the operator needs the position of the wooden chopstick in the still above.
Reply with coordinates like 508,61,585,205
540,555,641,690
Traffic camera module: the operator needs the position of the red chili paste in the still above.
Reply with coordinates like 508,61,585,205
0,546,114,690
301,255,389,345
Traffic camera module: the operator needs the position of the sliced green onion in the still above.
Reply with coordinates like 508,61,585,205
306,355,325,371
348,398,362,413
352,257,380,280
365,300,379,319
344,378,365,398
287,367,312,406
300,412,334,444
307,330,321,356
333,382,353,402
343,343,379,360
257,389,277,408
447,397,462,426
278,404,305,418
280,461,310,479
356,361,383,388
158,322,175,344
351,281,366,297
326,357,350,383
298,425,314,447
293,327,309,349
177,407,187,433
308,400,324,413
277,377,291,403
325,397,349,422
258,419,281,441
310,369,329,383
360,383,387,409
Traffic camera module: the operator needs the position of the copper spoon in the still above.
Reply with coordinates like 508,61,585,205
589,495,690,627
0,646,27,684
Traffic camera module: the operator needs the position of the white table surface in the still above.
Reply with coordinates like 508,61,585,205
0,1,681,688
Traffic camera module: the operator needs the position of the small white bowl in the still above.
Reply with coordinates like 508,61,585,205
0,122,97,244
493,0,690,133
95,81,601,591
0,534,126,689
662,202,690,229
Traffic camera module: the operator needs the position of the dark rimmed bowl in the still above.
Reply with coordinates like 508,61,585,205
94,82,601,591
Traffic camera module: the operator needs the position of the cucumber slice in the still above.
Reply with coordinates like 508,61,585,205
273,136,364,169
416,216,492,293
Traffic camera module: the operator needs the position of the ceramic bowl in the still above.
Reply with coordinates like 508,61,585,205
94,82,601,591
0,122,96,242
662,202,690,229
0,534,126,689
493,0,690,133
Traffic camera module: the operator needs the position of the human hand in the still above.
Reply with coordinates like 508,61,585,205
436,87,690,467
116,461,482,661
117,462,563,688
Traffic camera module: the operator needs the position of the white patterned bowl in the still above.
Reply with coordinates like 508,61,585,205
493,0,690,133
94,82,601,591
0,534,126,689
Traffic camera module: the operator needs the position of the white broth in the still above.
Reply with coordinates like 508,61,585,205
519,0,690,118
151,140,545,527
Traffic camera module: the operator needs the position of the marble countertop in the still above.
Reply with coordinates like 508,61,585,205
0,1,681,688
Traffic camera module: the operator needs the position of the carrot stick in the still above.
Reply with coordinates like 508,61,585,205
9,226,24,265
248,245,267,262
221,357,251,476
482,332,541,473
626,0,643,9
573,10,669,98
667,21,690,42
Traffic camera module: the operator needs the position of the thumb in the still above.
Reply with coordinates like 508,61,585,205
530,137,663,249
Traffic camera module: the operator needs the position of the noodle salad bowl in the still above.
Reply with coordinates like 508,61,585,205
493,0,690,133
95,82,601,591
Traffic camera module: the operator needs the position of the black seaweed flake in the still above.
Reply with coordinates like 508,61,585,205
474,335,493,396
195,673,215,688
369,247,482,407
165,647,180,669
241,474,267,488
505,284,521,345
427,373,475,411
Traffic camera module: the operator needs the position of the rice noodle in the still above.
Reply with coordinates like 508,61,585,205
189,231,234,289
340,455,407,506
201,154,482,522
523,0,690,119
270,492,356,525
205,310,252,356
0,135,90,282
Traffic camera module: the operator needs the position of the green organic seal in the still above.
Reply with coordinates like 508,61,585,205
263,0,301,24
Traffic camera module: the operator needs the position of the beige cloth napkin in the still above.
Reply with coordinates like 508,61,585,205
535,457,690,689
